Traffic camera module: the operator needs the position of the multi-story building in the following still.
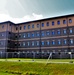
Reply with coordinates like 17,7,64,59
0,14,74,58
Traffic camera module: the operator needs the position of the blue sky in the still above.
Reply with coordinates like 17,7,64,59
0,0,74,23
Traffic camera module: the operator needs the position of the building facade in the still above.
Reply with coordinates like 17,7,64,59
0,14,74,58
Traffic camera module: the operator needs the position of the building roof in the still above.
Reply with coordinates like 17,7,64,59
17,14,74,25
0,14,74,25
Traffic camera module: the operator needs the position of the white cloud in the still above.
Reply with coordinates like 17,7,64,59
0,13,43,23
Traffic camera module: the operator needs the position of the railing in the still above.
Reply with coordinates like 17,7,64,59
0,52,73,59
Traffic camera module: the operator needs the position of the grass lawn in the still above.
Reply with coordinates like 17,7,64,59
0,59,74,75
0,58,74,63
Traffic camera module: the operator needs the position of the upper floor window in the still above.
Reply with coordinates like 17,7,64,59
57,21,60,25
46,41,50,45
58,40,61,45
69,19,72,23
32,41,34,46
19,43,21,46
37,24,40,28
42,23,44,27
46,22,49,26
23,42,25,46
70,39,73,44
36,41,39,46
19,34,21,38
27,42,30,46
46,31,50,36
36,32,40,37
64,39,67,44
2,25,4,29
0,42,3,46
52,21,54,26
70,28,73,33
41,31,45,36
63,29,66,34
41,41,44,46
23,33,26,38
28,25,30,29
32,33,34,37
52,40,55,45
63,20,66,24
24,26,26,30
20,26,22,30
57,29,61,35
16,27,18,30
1,33,4,37
52,30,55,35
32,24,34,28
27,33,30,37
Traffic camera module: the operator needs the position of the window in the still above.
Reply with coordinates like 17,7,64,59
32,24,34,28
32,33,34,37
27,51,29,53
41,31,44,36
57,29,60,35
65,50,67,53
19,34,21,38
63,29,66,34
20,26,22,30
36,32,40,37
52,30,55,35
27,33,30,37
15,35,17,39
23,34,26,38
58,40,61,45
70,39,73,44
36,41,39,46
23,42,25,46
1,33,4,37
52,21,54,26
28,25,30,29
71,49,73,52
16,27,18,30
41,41,44,46
46,41,50,45
70,28,72,33
42,23,44,27
63,20,66,24
53,50,55,53
46,31,50,36
64,39,67,44
42,51,44,54
46,22,49,26
32,41,34,46
37,51,39,54
2,25,4,29
69,19,72,23
15,43,17,46
0,42,3,45
27,42,30,46
37,24,40,28
19,43,21,46
57,21,60,25
24,26,26,30
52,40,55,45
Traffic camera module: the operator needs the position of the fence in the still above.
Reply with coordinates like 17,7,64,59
0,52,73,59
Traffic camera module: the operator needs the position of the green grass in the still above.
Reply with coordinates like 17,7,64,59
0,58,74,63
0,59,74,75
